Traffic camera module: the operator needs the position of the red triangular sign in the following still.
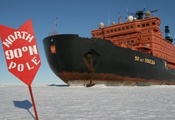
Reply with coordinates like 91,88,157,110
0,19,41,85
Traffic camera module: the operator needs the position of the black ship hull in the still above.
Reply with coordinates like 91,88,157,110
43,34,175,86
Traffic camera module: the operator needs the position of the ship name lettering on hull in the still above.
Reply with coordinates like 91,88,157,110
134,55,155,65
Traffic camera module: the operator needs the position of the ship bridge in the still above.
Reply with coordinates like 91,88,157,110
91,16,175,70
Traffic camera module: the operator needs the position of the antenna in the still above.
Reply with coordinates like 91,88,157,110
126,5,130,20
108,12,110,25
143,1,146,10
126,5,129,17
118,12,121,23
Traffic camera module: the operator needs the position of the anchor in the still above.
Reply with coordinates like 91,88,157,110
83,49,99,87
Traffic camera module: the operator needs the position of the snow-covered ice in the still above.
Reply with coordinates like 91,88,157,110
0,84,175,120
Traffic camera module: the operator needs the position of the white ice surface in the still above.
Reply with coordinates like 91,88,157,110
0,84,175,120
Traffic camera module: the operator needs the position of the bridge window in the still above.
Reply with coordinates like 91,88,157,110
146,23,149,26
152,22,155,25
127,41,130,44
142,24,145,27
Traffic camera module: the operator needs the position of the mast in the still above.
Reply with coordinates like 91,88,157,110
53,17,58,35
